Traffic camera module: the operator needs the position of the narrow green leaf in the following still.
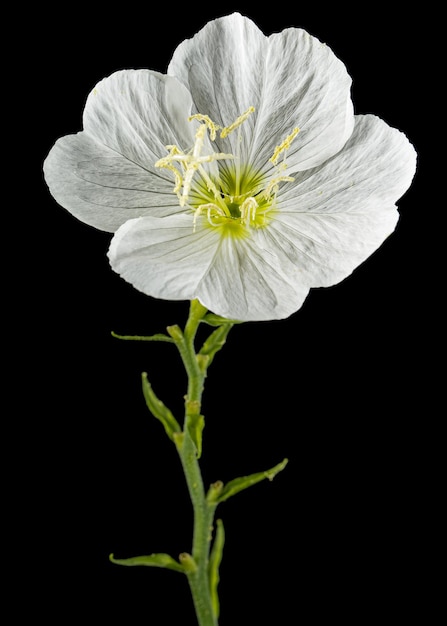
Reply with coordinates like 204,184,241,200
111,331,174,343
109,552,185,573
142,372,181,441
216,458,289,504
208,519,225,619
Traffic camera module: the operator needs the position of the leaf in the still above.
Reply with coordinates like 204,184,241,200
199,324,234,368
214,458,289,504
111,331,174,343
208,519,225,619
109,552,185,573
186,411,205,459
142,373,181,441
179,552,197,573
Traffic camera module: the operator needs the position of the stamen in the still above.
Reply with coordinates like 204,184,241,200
155,121,234,208
220,106,255,138
181,165,199,206
163,163,184,197
155,146,185,198
193,124,207,157
262,174,295,200
155,107,296,235
188,114,220,141
269,127,300,165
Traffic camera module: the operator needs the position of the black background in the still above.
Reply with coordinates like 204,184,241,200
21,3,440,624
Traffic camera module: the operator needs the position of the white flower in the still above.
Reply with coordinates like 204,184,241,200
43,13,416,321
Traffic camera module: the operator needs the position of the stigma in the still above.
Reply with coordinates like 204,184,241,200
155,107,299,236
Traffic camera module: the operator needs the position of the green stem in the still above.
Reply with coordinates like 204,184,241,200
111,301,287,625
176,430,218,626
168,300,207,410
170,300,219,626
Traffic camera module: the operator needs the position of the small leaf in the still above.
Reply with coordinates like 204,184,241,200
142,373,181,441
215,458,289,504
208,519,225,619
179,552,197,573
166,324,184,341
199,324,234,368
109,552,185,573
206,481,224,503
187,412,205,459
111,331,174,343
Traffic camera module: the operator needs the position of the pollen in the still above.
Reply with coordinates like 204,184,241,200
155,122,233,206
188,114,220,141
220,106,255,138
269,127,300,165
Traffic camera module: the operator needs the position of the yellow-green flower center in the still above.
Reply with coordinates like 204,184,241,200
155,107,299,238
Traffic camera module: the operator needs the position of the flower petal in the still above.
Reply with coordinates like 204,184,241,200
168,13,354,172
83,69,196,167
107,114,416,321
108,214,223,300
43,133,184,232
271,114,417,286
197,230,311,320
108,215,310,321
44,70,196,232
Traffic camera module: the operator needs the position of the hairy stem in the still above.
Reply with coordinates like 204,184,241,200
176,430,218,626
171,300,220,626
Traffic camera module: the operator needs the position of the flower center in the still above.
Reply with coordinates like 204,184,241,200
155,107,299,237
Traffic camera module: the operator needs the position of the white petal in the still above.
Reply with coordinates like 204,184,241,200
83,69,196,166
43,133,184,232
197,230,311,321
269,207,399,288
108,214,223,300
108,215,310,321
44,70,196,232
168,13,354,172
272,114,417,286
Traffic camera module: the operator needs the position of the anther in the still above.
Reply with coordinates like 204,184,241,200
262,174,295,201
188,114,221,141
220,106,255,138
270,127,300,165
